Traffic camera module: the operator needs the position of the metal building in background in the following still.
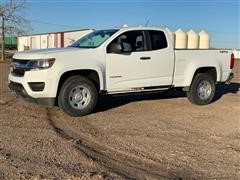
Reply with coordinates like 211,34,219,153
17,29,94,51
233,49,240,60
0,37,17,49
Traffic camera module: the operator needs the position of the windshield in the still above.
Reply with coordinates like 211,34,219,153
69,29,118,48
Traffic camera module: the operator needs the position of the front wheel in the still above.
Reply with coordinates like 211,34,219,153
187,73,215,105
58,75,98,117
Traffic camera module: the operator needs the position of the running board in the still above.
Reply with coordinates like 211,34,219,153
106,86,171,95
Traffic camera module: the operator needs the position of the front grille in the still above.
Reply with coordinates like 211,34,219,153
12,59,30,65
11,59,30,77
11,68,25,77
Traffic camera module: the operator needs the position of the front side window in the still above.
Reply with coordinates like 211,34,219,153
108,30,146,53
149,30,168,50
69,29,118,48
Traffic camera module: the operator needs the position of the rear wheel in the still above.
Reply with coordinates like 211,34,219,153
58,75,97,117
187,73,215,105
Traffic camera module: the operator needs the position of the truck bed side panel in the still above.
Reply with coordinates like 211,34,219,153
173,50,232,87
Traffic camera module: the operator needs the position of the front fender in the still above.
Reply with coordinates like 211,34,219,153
49,62,105,97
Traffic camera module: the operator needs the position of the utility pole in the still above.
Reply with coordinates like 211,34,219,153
1,16,5,61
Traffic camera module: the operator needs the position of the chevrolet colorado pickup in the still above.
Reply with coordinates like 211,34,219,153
9,27,234,116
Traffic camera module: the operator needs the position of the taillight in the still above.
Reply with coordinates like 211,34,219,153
230,53,234,69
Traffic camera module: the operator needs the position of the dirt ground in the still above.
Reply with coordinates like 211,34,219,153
0,60,239,179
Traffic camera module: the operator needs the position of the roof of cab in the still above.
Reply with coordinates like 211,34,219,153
95,26,164,32
118,26,164,31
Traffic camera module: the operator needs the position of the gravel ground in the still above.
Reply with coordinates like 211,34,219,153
0,60,239,179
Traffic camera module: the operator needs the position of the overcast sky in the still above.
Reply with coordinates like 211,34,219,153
17,0,240,49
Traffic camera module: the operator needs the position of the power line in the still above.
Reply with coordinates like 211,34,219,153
30,19,81,28
30,20,240,35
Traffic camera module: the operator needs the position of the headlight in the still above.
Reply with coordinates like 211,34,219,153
26,58,55,71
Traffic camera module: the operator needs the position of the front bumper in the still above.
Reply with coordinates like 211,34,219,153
8,81,55,107
8,67,59,98
225,72,234,84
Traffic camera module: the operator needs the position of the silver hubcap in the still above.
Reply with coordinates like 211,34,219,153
69,85,91,109
197,80,212,100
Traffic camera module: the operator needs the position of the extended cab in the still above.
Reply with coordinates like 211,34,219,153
8,27,234,116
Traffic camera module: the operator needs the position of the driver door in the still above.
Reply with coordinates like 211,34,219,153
105,30,152,91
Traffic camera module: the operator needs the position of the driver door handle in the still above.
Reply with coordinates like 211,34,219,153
140,57,151,60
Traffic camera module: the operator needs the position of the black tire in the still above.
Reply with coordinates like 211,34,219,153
187,73,215,105
58,75,98,117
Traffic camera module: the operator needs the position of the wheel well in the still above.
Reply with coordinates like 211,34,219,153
57,70,100,103
193,67,217,82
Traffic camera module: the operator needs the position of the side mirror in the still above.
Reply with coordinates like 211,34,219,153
108,43,122,53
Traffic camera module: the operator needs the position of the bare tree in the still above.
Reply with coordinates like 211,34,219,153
0,0,30,61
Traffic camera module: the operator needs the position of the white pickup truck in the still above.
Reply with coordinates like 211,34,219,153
9,27,234,116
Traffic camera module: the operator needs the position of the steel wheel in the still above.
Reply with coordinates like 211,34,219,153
69,85,91,110
187,73,215,105
58,75,98,117
197,80,212,100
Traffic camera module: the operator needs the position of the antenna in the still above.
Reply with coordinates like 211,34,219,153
145,19,150,27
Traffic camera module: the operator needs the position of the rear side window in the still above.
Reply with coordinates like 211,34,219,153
149,30,168,50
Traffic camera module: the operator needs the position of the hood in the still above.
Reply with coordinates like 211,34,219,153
13,47,87,59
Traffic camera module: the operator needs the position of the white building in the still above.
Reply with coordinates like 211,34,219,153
233,49,240,60
18,29,94,51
